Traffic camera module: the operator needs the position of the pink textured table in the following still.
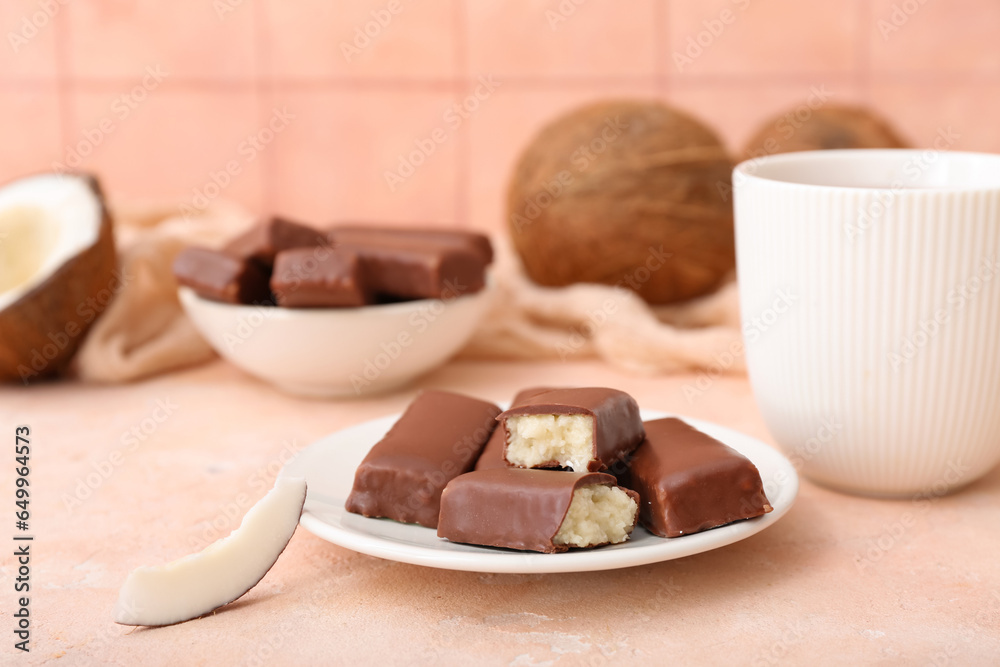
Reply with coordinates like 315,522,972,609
3,360,999,665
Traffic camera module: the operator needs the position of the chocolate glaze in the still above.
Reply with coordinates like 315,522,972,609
626,418,773,538
345,390,501,529
173,246,271,305
270,247,370,308
329,225,493,265
497,388,645,472
224,217,327,269
437,469,638,553
474,387,556,471
337,238,487,300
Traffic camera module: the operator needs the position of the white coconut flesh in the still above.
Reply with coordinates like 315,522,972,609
0,174,102,311
113,476,307,627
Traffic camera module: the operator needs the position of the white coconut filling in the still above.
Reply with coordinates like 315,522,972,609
553,484,637,548
505,414,594,471
113,476,306,626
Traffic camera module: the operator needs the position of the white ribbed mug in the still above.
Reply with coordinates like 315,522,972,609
734,149,1000,497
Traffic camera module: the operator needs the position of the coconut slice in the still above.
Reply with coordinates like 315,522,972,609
113,476,307,627
0,172,116,383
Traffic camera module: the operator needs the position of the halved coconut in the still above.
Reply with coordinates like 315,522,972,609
0,172,116,383
113,476,307,627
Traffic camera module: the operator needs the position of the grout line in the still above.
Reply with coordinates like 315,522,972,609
52,2,73,161
856,0,872,102
4,70,992,93
253,0,273,216
453,0,470,228
657,0,668,96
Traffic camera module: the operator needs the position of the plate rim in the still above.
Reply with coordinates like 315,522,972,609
281,408,799,573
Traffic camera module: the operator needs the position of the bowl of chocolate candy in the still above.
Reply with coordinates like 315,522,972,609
174,218,494,397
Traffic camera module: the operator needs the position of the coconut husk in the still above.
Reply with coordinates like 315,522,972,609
508,100,736,305
0,175,117,383
742,104,909,159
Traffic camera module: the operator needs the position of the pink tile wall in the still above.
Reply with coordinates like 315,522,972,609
0,0,997,233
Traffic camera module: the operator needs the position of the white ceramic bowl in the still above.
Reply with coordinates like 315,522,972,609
178,282,494,398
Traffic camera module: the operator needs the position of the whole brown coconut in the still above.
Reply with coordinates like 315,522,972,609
0,173,117,384
742,104,909,159
507,100,735,305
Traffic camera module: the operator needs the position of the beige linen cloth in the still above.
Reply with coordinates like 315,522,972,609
75,202,745,383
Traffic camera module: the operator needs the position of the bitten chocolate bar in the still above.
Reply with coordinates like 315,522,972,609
474,387,556,471
497,388,645,472
345,390,501,529
173,246,271,305
437,469,639,553
225,217,327,268
329,225,493,265
626,418,773,537
270,247,370,308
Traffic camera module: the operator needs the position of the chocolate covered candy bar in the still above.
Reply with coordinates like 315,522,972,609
345,390,501,528
173,246,271,305
474,387,556,471
438,469,639,553
225,217,327,269
627,418,773,537
498,388,645,472
329,225,493,265
270,247,370,308
340,239,487,300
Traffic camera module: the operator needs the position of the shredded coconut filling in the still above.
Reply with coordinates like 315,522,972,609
553,484,637,548
505,414,594,471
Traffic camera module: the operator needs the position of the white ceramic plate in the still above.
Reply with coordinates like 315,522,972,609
281,408,799,573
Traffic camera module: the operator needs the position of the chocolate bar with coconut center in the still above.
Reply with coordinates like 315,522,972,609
328,225,493,265
270,247,370,308
474,387,557,471
438,468,639,553
497,388,645,472
337,238,488,300
224,217,328,269
345,390,501,528
626,417,773,537
173,246,271,305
